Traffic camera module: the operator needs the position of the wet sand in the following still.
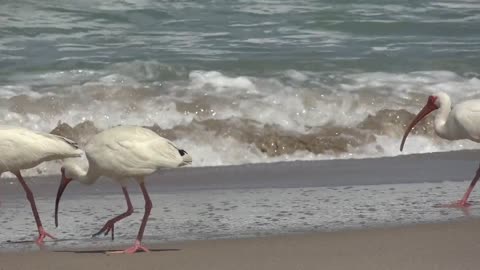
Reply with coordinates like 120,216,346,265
1,219,480,270
1,150,480,250
2,150,480,268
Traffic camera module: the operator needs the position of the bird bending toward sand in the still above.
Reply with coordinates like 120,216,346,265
54,125,192,254
0,126,82,245
401,92,480,207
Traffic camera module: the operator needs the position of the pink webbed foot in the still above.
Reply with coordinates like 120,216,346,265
435,200,472,208
35,226,55,245
107,240,150,254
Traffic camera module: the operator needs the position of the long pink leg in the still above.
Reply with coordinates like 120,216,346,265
13,171,55,245
93,186,133,240
440,164,480,208
457,165,480,207
109,181,152,254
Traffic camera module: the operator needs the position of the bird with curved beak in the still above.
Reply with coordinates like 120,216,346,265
0,126,81,246
400,95,439,152
55,126,192,254
401,92,480,208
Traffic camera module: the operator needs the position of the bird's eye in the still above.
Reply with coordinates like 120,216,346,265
178,149,187,156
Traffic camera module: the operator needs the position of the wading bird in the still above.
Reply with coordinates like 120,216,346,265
0,126,81,245
55,126,192,254
401,92,480,207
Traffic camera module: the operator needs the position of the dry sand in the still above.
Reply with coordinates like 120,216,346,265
2,219,480,270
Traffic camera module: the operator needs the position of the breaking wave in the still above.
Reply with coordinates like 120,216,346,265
1,61,479,177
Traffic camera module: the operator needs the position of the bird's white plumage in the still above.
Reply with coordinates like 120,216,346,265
58,125,192,253
433,93,480,142
404,92,480,209
0,125,82,245
0,126,82,173
64,126,191,182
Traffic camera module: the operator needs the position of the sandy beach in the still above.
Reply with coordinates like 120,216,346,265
0,219,479,270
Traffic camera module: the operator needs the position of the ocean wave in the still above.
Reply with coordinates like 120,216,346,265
1,61,479,177
47,108,434,158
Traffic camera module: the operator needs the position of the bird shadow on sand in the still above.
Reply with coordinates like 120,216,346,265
54,248,181,254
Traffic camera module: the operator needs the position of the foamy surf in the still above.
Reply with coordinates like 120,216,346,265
0,62,479,177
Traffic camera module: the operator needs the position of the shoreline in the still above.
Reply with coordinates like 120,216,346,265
2,148,480,194
2,219,480,270
2,149,480,251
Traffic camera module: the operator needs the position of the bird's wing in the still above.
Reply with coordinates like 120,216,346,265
452,100,480,140
86,127,184,176
0,128,78,152
0,128,81,172
41,133,79,149
0,126,79,150
116,136,182,169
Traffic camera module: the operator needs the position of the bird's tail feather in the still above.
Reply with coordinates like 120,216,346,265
180,151,192,166
168,142,192,167
60,136,79,149
177,148,192,166
47,133,79,149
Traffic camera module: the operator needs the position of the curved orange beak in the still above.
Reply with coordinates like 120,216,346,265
55,168,72,228
400,96,439,151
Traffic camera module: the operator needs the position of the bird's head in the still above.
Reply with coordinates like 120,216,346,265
55,166,73,228
400,93,449,151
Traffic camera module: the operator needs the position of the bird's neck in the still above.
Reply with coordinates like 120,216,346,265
66,161,99,185
78,168,99,185
434,103,453,139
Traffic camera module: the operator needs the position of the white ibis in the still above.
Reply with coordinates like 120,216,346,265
54,126,192,254
0,126,81,245
400,92,480,207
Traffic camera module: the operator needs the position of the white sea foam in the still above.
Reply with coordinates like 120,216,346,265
1,61,480,177
189,71,257,94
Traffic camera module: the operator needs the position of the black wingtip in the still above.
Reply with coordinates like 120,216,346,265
63,137,79,149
